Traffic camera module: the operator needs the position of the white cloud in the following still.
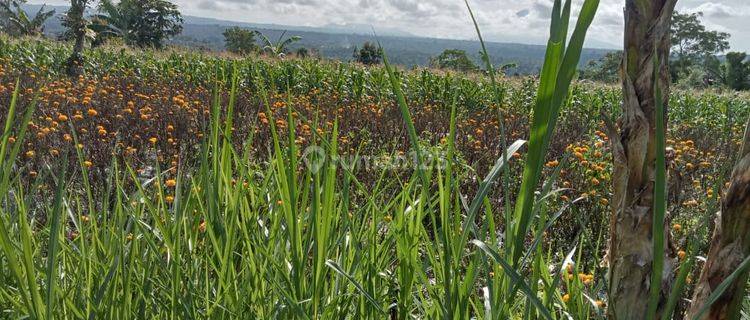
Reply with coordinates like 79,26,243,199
690,2,749,18
27,0,750,51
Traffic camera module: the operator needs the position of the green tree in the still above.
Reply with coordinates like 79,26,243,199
222,27,257,55
671,11,730,77
0,0,55,37
430,49,477,72
62,0,91,79
93,0,183,49
725,52,749,91
295,47,310,59
354,42,382,65
579,51,622,83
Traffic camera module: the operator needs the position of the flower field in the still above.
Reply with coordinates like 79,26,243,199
1,34,750,319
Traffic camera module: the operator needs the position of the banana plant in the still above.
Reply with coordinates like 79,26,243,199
256,30,301,58
0,0,55,37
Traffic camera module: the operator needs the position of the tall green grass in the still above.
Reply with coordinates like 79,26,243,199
0,1,628,318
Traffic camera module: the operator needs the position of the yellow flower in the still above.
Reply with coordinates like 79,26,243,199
148,137,158,144
562,294,570,303
165,195,174,203
673,223,682,232
25,150,35,158
165,179,177,188
87,108,98,116
57,114,68,122
84,160,93,168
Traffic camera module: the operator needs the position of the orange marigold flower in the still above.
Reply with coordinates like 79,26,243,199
678,250,686,260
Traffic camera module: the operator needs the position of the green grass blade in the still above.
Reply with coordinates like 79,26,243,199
647,49,667,320
471,240,553,320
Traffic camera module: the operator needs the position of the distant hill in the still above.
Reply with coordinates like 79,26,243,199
24,4,612,74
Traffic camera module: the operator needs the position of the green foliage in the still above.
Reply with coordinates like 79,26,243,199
92,0,183,49
726,52,749,91
580,51,621,83
295,47,311,58
59,0,91,41
671,11,730,77
353,42,382,65
0,0,55,37
430,49,478,72
256,30,301,58
222,27,258,55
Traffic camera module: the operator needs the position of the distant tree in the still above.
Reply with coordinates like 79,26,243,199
354,42,382,65
725,52,749,91
671,11,730,77
256,30,301,58
579,51,622,83
63,0,91,79
430,49,477,72
295,47,309,58
222,27,257,55
0,0,55,37
93,0,183,49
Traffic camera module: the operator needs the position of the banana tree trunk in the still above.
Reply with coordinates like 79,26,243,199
606,1,677,319
686,119,750,320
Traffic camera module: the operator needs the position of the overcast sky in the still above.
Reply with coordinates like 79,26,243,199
29,0,750,51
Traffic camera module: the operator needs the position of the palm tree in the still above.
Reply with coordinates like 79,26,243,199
256,30,301,58
606,0,678,319
0,0,55,37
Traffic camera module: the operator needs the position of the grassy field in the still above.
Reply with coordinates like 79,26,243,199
0,22,749,319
